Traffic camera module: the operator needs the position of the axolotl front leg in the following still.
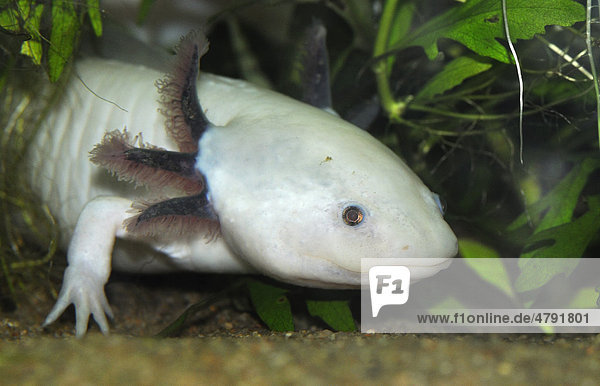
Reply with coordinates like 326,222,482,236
44,195,221,336
43,197,132,336
44,33,225,336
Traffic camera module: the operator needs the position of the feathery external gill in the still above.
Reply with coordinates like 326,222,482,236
156,30,211,153
90,31,219,239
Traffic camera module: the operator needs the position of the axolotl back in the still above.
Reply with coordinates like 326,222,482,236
28,32,457,336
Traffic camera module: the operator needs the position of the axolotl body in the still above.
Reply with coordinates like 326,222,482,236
28,33,457,336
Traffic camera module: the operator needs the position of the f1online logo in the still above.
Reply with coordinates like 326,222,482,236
369,266,410,317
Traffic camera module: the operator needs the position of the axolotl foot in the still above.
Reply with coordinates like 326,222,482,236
43,265,114,337
42,196,133,337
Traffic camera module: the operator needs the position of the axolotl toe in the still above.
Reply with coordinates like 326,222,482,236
29,32,457,336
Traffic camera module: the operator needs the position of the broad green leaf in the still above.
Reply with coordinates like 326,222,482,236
14,0,30,21
87,0,102,37
393,0,585,63
0,4,19,32
507,157,600,232
246,279,294,332
459,239,516,299
49,0,78,82
19,2,44,65
415,55,492,100
1,1,44,65
458,238,501,259
521,195,600,258
306,300,356,332
515,258,579,293
515,196,600,292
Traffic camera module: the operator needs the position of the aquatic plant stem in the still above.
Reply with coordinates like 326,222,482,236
374,0,404,120
586,0,600,149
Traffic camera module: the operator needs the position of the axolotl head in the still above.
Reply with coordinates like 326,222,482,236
92,32,458,289
197,96,458,288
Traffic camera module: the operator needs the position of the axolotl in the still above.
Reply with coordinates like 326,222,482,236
29,32,457,336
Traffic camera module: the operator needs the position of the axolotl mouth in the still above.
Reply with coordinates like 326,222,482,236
264,254,454,289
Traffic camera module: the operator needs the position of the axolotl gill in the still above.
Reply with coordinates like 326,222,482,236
28,31,458,336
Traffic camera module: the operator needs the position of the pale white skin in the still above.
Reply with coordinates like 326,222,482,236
29,58,457,336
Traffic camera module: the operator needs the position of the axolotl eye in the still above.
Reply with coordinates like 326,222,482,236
342,205,365,226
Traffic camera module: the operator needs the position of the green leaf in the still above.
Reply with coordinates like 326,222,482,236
20,39,42,65
19,0,42,32
415,54,492,100
515,258,579,293
393,0,585,63
87,0,102,37
507,157,600,233
515,196,600,292
306,300,356,332
0,8,18,32
458,238,501,259
522,196,600,258
459,238,516,299
1,1,44,65
19,2,44,65
49,0,78,82
246,279,294,332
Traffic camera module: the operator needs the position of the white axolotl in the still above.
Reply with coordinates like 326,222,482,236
29,32,457,336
